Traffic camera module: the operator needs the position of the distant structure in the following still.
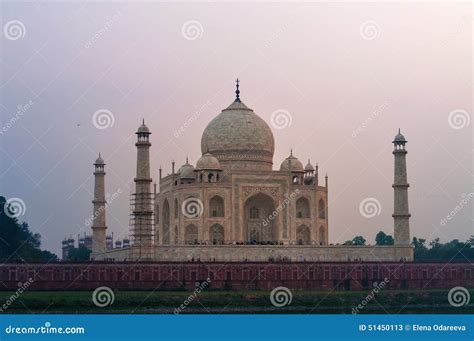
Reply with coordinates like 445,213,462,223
91,80,413,262
61,238,75,260
61,233,129,260
392,129,411,245
91,154,107,254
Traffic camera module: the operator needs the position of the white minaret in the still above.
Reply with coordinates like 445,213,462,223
133,119,154,249
92,153,107,254
392,129,411,245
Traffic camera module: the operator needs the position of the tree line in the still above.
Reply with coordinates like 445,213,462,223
342,231,474,260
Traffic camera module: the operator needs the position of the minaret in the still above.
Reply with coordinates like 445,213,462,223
133,119,154,250
92,153,107,255
392,129,411,245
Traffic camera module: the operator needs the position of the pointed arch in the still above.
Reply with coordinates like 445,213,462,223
296,224,310,245
209,195,225,217
162,199,170,244
319,225,326,245
296,197,310,218
184,224,198,244
210,224,224,244
174,198,179,219
318,198,326,219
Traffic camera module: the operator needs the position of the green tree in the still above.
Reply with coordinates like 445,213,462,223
375,231,394,245
0,196,58,262
351,236,366,246
66,247,91,261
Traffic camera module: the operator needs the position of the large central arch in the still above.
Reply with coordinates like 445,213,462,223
243,193,278,243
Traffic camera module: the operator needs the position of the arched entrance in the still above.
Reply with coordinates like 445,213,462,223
210,224,224,244
244,193,277,243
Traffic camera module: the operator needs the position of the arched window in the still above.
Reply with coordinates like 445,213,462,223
155,205,159,223
318,199,326,219
250,207,259,219
208,173,214,183
174,198,179,219
199,174,203,183
184,224,198,245
216,174,220,182
209,196,224,217
319,225,326,245
296,197,310,218
296,225,310,245
210,224,224,245
292,175,299,184
162,199,170,244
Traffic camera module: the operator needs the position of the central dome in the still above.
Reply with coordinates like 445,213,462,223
201,99,275,171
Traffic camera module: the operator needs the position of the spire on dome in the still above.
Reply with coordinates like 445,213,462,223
235,78,240,102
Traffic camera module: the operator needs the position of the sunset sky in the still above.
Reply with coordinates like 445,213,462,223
1,1,472,255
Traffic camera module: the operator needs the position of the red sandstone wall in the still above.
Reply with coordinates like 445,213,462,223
0,262,472,291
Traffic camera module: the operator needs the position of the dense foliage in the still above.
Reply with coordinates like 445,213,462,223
0,196,58,262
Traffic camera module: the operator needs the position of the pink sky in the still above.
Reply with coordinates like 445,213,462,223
1,1,472,255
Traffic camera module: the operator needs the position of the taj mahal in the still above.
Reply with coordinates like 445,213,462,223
90,81,413,262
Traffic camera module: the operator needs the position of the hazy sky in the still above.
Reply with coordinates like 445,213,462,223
1,1,472,256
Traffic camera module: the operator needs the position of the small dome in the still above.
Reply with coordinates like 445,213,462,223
94,153,105,165
304,159,314,171
178,158,195,178
196,152,221,170
137,119,150,134
393,129,407,143
280,152,304,172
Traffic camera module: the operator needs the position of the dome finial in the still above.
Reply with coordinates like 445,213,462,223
290,148,293,157
235,78,240,102
186,156,189,163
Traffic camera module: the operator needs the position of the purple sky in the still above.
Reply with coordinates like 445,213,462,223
1,1,472,256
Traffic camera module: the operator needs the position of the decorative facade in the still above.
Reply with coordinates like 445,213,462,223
91,81,413,262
